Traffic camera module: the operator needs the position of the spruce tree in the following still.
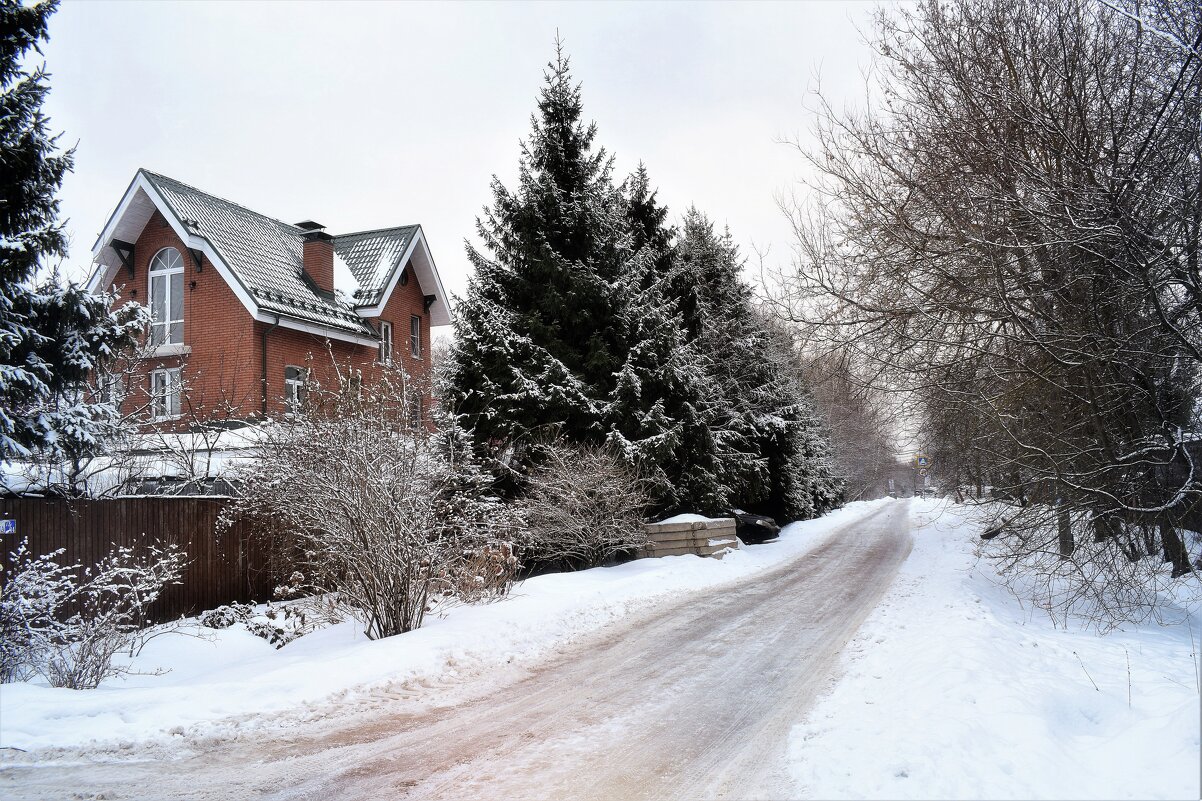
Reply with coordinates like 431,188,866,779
447,46,729,513
0,1,144,464
622,163,675,285
673,209,843,519
448,43,628,447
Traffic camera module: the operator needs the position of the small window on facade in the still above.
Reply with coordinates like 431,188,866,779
149,247,184,346
150,368,181,420
284,366,306,409
379,321,393,365
410,315,422,359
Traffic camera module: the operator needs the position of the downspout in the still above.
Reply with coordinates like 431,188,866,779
261,314,281,417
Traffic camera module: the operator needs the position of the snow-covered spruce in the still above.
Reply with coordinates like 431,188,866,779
444,43,841,519
0,2,146,470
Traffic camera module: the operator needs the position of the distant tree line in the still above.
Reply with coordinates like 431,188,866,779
780,0,1201,625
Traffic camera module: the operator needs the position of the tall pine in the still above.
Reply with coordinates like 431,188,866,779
672,209,842,519
447,45,727,512
0,0,143,464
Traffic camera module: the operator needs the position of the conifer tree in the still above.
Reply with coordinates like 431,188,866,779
673,209,842,519
447,45,729,513
448,42,627,447
0,1,144,463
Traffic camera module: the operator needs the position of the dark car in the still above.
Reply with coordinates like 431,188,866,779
728,509,781,544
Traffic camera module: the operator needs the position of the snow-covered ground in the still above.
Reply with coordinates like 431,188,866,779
0,499,888,752
8,496,1198,800
788,498,1202,800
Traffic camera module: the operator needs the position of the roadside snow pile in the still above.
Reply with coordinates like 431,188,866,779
788,498,1201,800
0,499,888,752
655,512,729,525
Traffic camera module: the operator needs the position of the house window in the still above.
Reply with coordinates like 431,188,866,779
410,315,422,359
149,247,184,346
284,366,306,409
379,321,393,365
150,368,181,420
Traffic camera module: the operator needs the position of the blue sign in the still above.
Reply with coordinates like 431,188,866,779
0,519,14,535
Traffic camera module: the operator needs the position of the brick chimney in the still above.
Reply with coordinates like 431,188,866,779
298,222,334,296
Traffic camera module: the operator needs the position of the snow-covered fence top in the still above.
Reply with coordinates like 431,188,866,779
641,515,739,560
0,496,274,621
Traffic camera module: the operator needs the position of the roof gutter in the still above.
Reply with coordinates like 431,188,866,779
261,314,281,417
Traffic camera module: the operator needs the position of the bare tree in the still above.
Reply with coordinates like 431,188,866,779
223,366,521,640
800,349,898,501
518,440,650,571
776,0,1202,626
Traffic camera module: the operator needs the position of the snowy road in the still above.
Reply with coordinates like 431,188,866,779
4,500,912,801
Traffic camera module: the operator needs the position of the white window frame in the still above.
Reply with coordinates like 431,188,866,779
379,321,393,365
149,367,181,421
149,247,185,346
284,365,306,409
410,314,422,359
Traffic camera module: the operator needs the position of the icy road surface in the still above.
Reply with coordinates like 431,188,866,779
5,501,912,801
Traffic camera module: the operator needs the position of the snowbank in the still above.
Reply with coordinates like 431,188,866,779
787,499,1202,800
655,512,729,525
0,499,890,752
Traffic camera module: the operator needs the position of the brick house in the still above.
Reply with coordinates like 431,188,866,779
87,170,450,427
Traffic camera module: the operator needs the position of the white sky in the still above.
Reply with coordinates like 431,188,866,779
41,0,882,302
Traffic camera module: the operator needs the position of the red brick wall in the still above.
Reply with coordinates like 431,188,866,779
302,236,334,295
105,210,259,425
377,262,434,383
100,212,437,427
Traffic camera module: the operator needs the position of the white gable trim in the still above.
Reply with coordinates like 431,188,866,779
356,227,451,326
88,172,261,322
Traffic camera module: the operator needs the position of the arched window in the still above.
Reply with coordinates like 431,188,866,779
149,247,184,346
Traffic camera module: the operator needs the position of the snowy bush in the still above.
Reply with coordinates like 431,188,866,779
239,601,338,649
223,368,523,640
0,538,187,688
198,603,254,629
244,619,296,649
518,441,650,571
450,542,520,604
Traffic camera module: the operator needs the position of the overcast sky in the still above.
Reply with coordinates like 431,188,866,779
42,0,881,303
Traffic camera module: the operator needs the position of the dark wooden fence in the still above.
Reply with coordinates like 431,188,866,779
0,496,274,621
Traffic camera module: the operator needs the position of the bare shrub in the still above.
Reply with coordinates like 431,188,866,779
519,441,650,571
451,542,520,604
1,538,187,688
223,367,521,640
982,507,1195,631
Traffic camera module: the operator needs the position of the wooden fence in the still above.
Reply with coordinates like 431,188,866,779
0,496,274,621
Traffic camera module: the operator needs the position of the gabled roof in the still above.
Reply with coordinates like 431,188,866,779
332,225,420,307
89,170,451,342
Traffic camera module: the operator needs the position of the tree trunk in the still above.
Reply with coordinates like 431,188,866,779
1161,521,1192,578
1057,503,1074,558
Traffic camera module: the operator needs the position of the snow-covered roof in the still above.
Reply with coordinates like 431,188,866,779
88,170,451,337
331,226,419,307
